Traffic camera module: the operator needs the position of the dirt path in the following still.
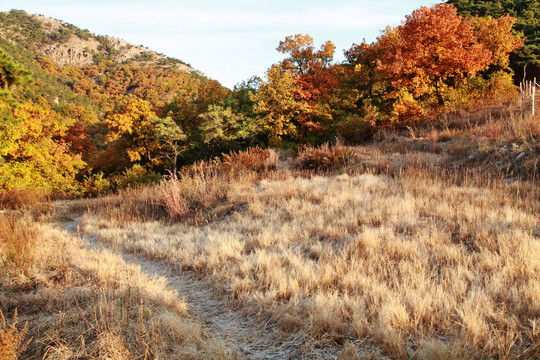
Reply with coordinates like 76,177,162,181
60,215,340,360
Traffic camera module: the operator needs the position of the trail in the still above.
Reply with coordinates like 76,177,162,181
60,215,340,360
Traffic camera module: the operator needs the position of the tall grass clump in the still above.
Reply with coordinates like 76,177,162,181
0,188,49,210
296,140,357,172
73,185,164,225
222,146,278,174
161,163,230,223
0,215,37,276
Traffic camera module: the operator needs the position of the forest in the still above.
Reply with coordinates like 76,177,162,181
0,1,534,196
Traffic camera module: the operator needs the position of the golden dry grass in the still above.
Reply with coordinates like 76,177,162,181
80,162,540,359
0,213,233,359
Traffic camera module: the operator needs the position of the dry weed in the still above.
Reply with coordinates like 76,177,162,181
296,140,357,172
0,214,37,277
0,310,31,360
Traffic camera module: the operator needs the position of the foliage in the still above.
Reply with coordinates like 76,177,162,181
447,0,540,78
82,172,111,197
152,116,187,173
277,34,335,74
0,5,528,196
197,105,260,152
344,4,523,124
252,65,304,145
0,52,86,192
112,164,161,190
0,48,33,90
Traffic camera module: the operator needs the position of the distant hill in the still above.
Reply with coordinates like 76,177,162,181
447,0,540,81
0,9,199,75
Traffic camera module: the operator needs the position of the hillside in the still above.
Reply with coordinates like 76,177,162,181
0,5,532,194
0,9,232,193
0,10,198,73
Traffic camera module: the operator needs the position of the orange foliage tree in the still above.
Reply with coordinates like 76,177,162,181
253,34,343,143
345,4,524,124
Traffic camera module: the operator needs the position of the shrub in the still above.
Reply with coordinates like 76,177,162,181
0,188,48,210
112,164,161,190
82,172,111,197
222,146,277,173
296,140,357,172
0,310,31,360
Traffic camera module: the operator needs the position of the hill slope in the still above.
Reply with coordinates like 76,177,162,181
0,9,198,74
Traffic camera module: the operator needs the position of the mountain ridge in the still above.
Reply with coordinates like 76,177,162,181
0,10,201,76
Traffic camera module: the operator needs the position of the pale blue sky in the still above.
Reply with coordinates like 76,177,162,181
2,0,440,88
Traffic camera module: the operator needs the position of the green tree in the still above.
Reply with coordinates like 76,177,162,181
152,116,187,174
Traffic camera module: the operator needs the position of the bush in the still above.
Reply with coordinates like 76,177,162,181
296,140,357,172
0,188,48,210
160,170,229,222
222,146,277,173
82,172,111,197
112,164,161,190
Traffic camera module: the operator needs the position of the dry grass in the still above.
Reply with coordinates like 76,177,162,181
296,140,357,173
6,108,538,359
222,145,278,173
0,188,48,210
0,213,233,359
81,163,540,359
0,214,37,277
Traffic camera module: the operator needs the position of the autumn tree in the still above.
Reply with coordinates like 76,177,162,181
252,64,306,146
471,14,524,73
346,4,524,124
252,34,343,144
103,96,159,166
277,34,335,74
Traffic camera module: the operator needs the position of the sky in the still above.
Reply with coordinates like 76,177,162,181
2,0,441,88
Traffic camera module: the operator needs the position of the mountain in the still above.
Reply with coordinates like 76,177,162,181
0,9,198,75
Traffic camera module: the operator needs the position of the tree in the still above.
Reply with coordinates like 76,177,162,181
251,64,307,146
152,116,186,174
103,96,159,165
0,47,33,90
197,105,260,150
377,4,492,107
277,34,335,74
471,14,525,73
